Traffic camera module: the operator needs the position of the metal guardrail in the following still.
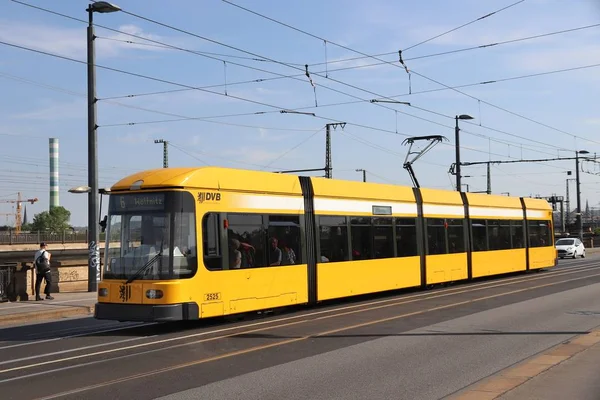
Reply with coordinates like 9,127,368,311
0,263,16,302
0,249,105,264
0,231,107,245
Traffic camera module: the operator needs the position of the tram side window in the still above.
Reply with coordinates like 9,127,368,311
488,220,512,250
268,215,302,265
202,213,222,270
351,217,372,260
528,220,551,247
396,218,417,257
511,220,525,248
427,218,446,255
373,218,394,259
471,219,487,251
319,216,349,262
227,213,266,268
447,219,465,253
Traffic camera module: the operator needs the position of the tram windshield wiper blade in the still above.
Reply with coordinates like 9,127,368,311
125,249,162,284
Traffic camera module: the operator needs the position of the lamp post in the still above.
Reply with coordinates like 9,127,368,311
355,169,366,182
455,114,474,191
87,1,121,292
575,150,589,240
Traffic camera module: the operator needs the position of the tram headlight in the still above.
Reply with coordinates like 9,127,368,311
99,288,108,297
146,289,163,299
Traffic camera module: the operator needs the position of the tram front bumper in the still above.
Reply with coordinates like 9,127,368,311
94,302,199,322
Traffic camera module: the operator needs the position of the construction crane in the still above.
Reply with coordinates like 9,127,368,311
0,210,14,226
0,192,38,234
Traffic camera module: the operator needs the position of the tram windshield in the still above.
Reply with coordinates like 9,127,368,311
103,191,197,281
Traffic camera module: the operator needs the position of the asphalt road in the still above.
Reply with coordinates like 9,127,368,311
1,256,600,400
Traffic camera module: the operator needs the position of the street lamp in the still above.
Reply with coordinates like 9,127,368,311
575,150,589,240
455,114,474,191
355,169,366,182
87,1,121,292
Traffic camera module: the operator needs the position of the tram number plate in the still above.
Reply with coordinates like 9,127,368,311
204,292,221,301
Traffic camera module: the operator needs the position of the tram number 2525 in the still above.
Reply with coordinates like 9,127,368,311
204,292,221,301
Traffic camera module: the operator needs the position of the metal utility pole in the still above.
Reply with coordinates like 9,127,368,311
154,139,169,168
576,150,589,239
486,162,491,194
566,178,575,226
356,169,366,182
561,198,565,233
324,122,345,179
454,114,474,191
87,1,121,292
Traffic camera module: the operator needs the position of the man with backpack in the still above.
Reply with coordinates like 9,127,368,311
33,242,54,301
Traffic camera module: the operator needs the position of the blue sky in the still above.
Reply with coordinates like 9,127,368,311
1,0,600,227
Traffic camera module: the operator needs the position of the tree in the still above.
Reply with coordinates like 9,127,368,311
30,206,72,233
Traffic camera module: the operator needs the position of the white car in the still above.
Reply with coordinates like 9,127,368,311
555,238,586,259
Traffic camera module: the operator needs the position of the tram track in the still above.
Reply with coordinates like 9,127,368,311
1,262,598,370
0,260,598,400
24,260,600,399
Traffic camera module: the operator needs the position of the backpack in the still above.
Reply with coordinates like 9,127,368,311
35,251,50,273
239,242,255,268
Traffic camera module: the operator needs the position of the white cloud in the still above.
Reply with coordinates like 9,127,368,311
0,20,177,60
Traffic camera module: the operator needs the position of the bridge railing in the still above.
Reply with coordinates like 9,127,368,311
0,231,107,245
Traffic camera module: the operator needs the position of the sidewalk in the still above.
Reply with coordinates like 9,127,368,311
0,292,96,326
452,327,600,400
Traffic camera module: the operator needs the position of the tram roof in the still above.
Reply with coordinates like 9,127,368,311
108,166,551,210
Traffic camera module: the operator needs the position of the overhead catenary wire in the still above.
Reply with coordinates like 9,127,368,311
221,0,525,55
400,0,526,52
2,36,566,167
260,127,325,170
219,0,600,148
8,0,589,158
96,23,600,99
0,32,576,166
7,0,595,177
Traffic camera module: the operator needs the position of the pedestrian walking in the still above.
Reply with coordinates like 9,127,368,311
33,242,54,300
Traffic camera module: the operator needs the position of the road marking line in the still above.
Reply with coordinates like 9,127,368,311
0,263,597,372
0,323,155,351
30,272,600,399
0,335,157,366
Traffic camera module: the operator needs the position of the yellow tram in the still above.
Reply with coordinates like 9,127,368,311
95,167,556,322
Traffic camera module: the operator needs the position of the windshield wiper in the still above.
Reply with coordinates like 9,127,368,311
125,249,162,284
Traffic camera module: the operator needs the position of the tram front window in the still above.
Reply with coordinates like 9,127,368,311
103,192,197,281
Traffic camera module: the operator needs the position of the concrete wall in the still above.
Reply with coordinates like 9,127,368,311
11,261,89,301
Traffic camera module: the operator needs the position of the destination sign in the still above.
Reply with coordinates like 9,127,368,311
109,193,166,213
372,205,392,215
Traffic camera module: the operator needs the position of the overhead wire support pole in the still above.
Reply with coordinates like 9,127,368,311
455,114,475,191
356,169,366,182
486,162,491,194
324,122,346,179
154,139,169,168
575,150,589,240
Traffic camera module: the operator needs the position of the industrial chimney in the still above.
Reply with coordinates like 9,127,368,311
49,138,59,209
